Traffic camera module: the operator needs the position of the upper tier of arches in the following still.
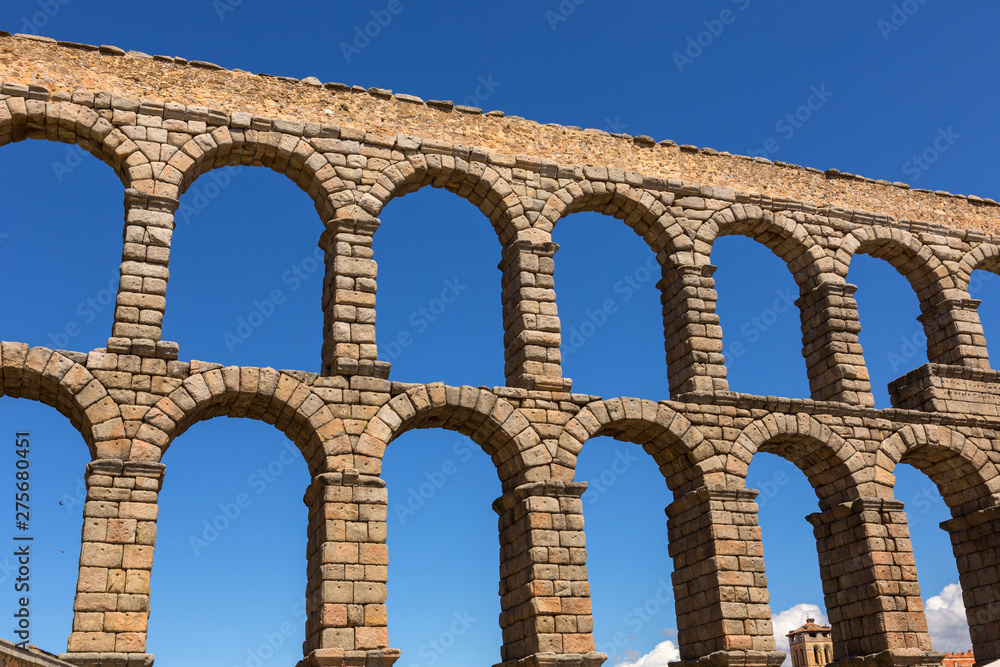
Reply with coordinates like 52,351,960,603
2,94,999,397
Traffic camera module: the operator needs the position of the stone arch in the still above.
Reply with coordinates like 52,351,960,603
956,242,1000,290
358,153,524,244
534,181,689,258
725,413,868,507
0,98,144,190
558,398,711,493
136,367,348,475
0,343,121,459
835,226,955,301
359,384,546,489
878,424,1000,516
694,205,829,289
168,127,340,218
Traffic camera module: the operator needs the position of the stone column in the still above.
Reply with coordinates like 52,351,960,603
61,459,164,667
300,471,399,667
500,240,571,392
492,481,604,667
658,264,729,397
666,486,783,667
108,189,179,361
320,216,391,380
918,297,990,370
940,506,1000,665
806,498,943,667
796,282,875,407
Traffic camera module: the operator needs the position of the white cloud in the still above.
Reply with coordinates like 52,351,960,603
616,640,680,667
772,603,828,666
925,583,972,652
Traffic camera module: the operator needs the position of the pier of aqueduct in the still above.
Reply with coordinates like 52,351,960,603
0,32,998,667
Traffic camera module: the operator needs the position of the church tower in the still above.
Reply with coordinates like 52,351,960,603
787,617,833,667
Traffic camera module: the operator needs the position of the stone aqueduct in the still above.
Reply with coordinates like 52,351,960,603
0,32,999,667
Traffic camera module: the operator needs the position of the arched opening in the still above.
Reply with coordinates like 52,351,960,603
382,428,501,664
0,140,124,351
374,187,503,387
554,211,665,400
0,398,89,655
576,436,676,665
893,463,972,652
712,236,808,398
969,269,998,363
849,253,924,407
748,451,829,665
152,417,310,665
163,165,324,371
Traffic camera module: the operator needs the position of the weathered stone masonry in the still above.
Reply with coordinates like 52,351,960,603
1,32,998,667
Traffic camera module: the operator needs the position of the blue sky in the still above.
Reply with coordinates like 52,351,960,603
0,2,998,666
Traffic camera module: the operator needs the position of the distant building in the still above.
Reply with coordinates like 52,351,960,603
942,652,974,667
787,618,833,667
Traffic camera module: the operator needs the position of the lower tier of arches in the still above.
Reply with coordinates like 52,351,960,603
2,347,998,667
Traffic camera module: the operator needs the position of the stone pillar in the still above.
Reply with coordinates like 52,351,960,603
666,486,783,667
918,297,990,370
108,189,179,361
320,216,391,380
61,459,165,667
806,498,943,667
658,264,729,397
940,506,1000,665
501,240,571,392
300,471,399,667
492,481,604,667
796,282,875,407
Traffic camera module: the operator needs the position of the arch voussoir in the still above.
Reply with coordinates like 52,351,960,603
728,413,868,506
359,384,545,489
138,367,338,474
880,424,1000,514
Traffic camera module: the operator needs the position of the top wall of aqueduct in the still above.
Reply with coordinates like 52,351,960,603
1,31,999,667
